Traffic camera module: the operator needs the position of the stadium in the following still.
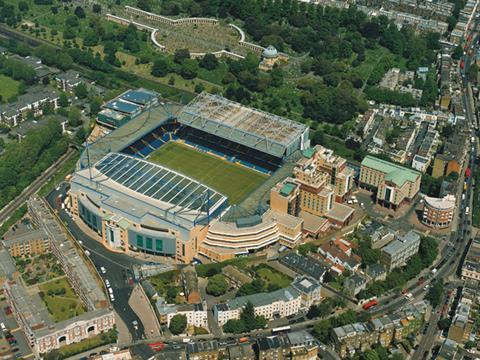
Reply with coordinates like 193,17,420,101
70,92,309,263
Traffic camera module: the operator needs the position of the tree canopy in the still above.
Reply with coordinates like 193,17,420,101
169,314,187,335
206,274,228,296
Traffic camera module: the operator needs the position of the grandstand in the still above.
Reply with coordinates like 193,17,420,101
120,93,309,174
177,92,309,159
72,94,310,263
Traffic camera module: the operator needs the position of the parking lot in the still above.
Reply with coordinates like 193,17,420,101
0,299,33,358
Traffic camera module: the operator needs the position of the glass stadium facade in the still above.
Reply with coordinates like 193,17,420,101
69,153,227,263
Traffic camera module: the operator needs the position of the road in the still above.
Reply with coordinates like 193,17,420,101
0,147,76,225
46,183,151,341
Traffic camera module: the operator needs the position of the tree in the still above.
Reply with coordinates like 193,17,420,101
92,4,102,13
89,96,102,116
180,59,199,79
152,58,170,77
74,6,86,18
18,1,29,12
137,0,152,11
59,92,69,108
452,45,463,61
363,350,380,360
206,274,228,296
174,49,190,64
68,107,82,127
468,63,478,83
169,314,187,335
65,16,79,28
74,83,88,99
223,319,245,334
199,53,218,70
57,52,73,70
312,319,332,343
194,83,205,93
42,102,55,116
437,318,451,330
270,67,284,87
426,280,444,308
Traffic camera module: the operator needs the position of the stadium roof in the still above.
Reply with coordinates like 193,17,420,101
79,103,182,168
177,92,308,158
74,153,227,226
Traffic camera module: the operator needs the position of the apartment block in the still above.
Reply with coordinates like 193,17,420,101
461,237,480,282
0,86,60,127
213,287,302,326
155,300,208,329
422,194,456,228
271,147,354,228
2,228,50,257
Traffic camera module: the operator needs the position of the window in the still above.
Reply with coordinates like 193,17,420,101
136,235,143,247
146,237,153,250
156,239,163,252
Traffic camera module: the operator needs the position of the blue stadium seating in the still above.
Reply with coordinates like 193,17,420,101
120,120,281,173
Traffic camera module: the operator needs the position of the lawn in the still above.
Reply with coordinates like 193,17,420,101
0,75,20,102
39,278,86,322
254,264,292,289
149,142,268,204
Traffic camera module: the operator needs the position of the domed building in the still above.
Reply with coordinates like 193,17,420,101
259,45,289,71
262,45,279,59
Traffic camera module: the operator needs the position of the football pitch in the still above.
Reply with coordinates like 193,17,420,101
149,142,268,204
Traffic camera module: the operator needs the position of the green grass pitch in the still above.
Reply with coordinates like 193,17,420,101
149,142,268,204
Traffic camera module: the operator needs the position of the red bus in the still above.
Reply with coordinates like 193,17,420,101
148,342,165,352
466,167,471,178
362,299,378,310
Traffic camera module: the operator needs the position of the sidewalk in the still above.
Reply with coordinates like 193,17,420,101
128,284,161,339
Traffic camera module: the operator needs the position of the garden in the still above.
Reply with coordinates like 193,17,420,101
15,253,64,286
38,278,86,322
148,270,184,304
236,263,292,296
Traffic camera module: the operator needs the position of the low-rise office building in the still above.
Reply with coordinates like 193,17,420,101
291,276,322,309
381,230,421,271
359,156,421,210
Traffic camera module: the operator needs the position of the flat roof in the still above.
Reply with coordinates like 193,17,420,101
223,286,300,311
361,155,420,187
177,92,308,158
120,88,157,105
104,99,141,114
73,153,227,226
424,194,455,210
